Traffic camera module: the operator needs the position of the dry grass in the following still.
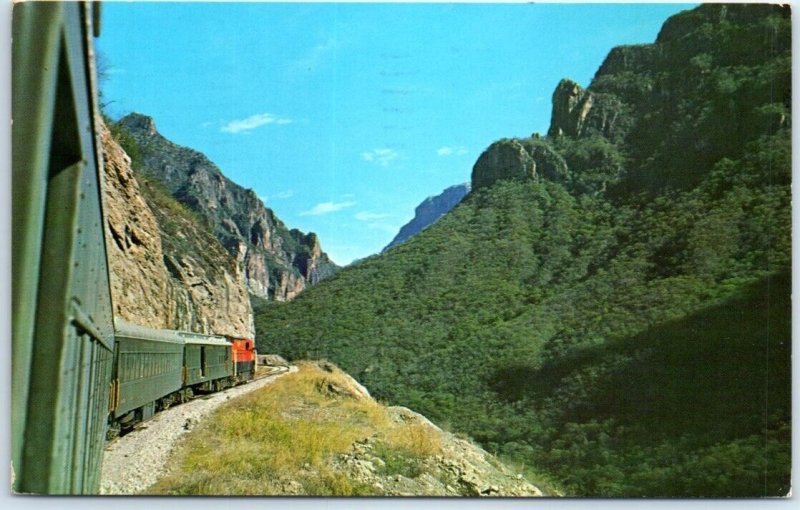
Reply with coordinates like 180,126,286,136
147,361,443,495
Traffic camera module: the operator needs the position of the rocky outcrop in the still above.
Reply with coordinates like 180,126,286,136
333,407,544,497
117,113,338,301
547,79,629,142
384,183,470,251
554,3,790,192
101,121,253,337
471,138,567,191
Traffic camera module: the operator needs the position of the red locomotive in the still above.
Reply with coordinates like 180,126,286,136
230,337,257,383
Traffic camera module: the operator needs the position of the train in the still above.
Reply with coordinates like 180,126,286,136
108,320,257,440
11,2,257,494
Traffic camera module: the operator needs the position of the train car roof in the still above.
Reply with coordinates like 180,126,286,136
180,333,231,347
114,318,228,346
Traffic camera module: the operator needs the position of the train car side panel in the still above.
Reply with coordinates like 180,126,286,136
113,335,184,418
12,2,114,495
183,336,233,390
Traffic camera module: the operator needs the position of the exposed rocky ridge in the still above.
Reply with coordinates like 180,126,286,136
471,4,789,194
561,3,790,191
384,183,471,251
471,137,568,191
101,120,252,337
332,404,544,497
547,79,630,142
117,113,338,301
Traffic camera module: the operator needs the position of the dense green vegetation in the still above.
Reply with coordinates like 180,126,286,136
256,4,790,496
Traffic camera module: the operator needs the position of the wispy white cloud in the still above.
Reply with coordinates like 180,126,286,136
291,37,339,73
353,211,398,235
300,201,356,216
361,148,399,167
221,113,292,134
273,190,296,200
354,211,391,222
437,146,468,157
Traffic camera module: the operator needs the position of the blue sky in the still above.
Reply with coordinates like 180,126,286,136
98,2,692,265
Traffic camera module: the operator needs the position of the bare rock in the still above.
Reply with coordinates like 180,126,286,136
547,78,628,141
471,138,567,191
117,113,338,301
101,120,253,337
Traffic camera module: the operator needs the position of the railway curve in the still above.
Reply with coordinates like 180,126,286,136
100,365,296,495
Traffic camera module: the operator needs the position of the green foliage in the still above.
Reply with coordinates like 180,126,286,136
552,135,625,195
257,163,790,496
107,118,142,167
371,441,428,479
254,4,791,497
603,5,792,194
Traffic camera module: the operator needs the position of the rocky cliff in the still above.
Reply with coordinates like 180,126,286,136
384,183,470,251
557,3,791,192
117,113,338,301
101,120,253,337
471,137,568,191
547,79,629,142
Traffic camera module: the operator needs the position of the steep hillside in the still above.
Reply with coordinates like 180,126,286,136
116,113,338,301
102,120,253,337
384,183,471,251
256,4,791,497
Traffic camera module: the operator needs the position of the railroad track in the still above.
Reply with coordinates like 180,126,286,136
254,365,291,379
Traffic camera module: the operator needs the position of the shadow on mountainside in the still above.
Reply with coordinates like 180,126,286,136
490,269,791,440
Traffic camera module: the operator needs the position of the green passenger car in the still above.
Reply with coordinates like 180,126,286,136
111,320,186,425
183,333,234,391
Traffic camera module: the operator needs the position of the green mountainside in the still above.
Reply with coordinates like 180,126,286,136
255,4,791,496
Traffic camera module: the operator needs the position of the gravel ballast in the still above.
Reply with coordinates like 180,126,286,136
99,366,296,495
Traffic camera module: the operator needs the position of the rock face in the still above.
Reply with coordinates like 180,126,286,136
471,138,567,191
117,113,338,301
101,121,253,337
384,183,470,251
547,79,629,142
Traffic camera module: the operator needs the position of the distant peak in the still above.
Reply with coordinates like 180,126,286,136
119,113,158,136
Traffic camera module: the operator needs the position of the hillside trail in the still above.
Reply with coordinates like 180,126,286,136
99,365,297,495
